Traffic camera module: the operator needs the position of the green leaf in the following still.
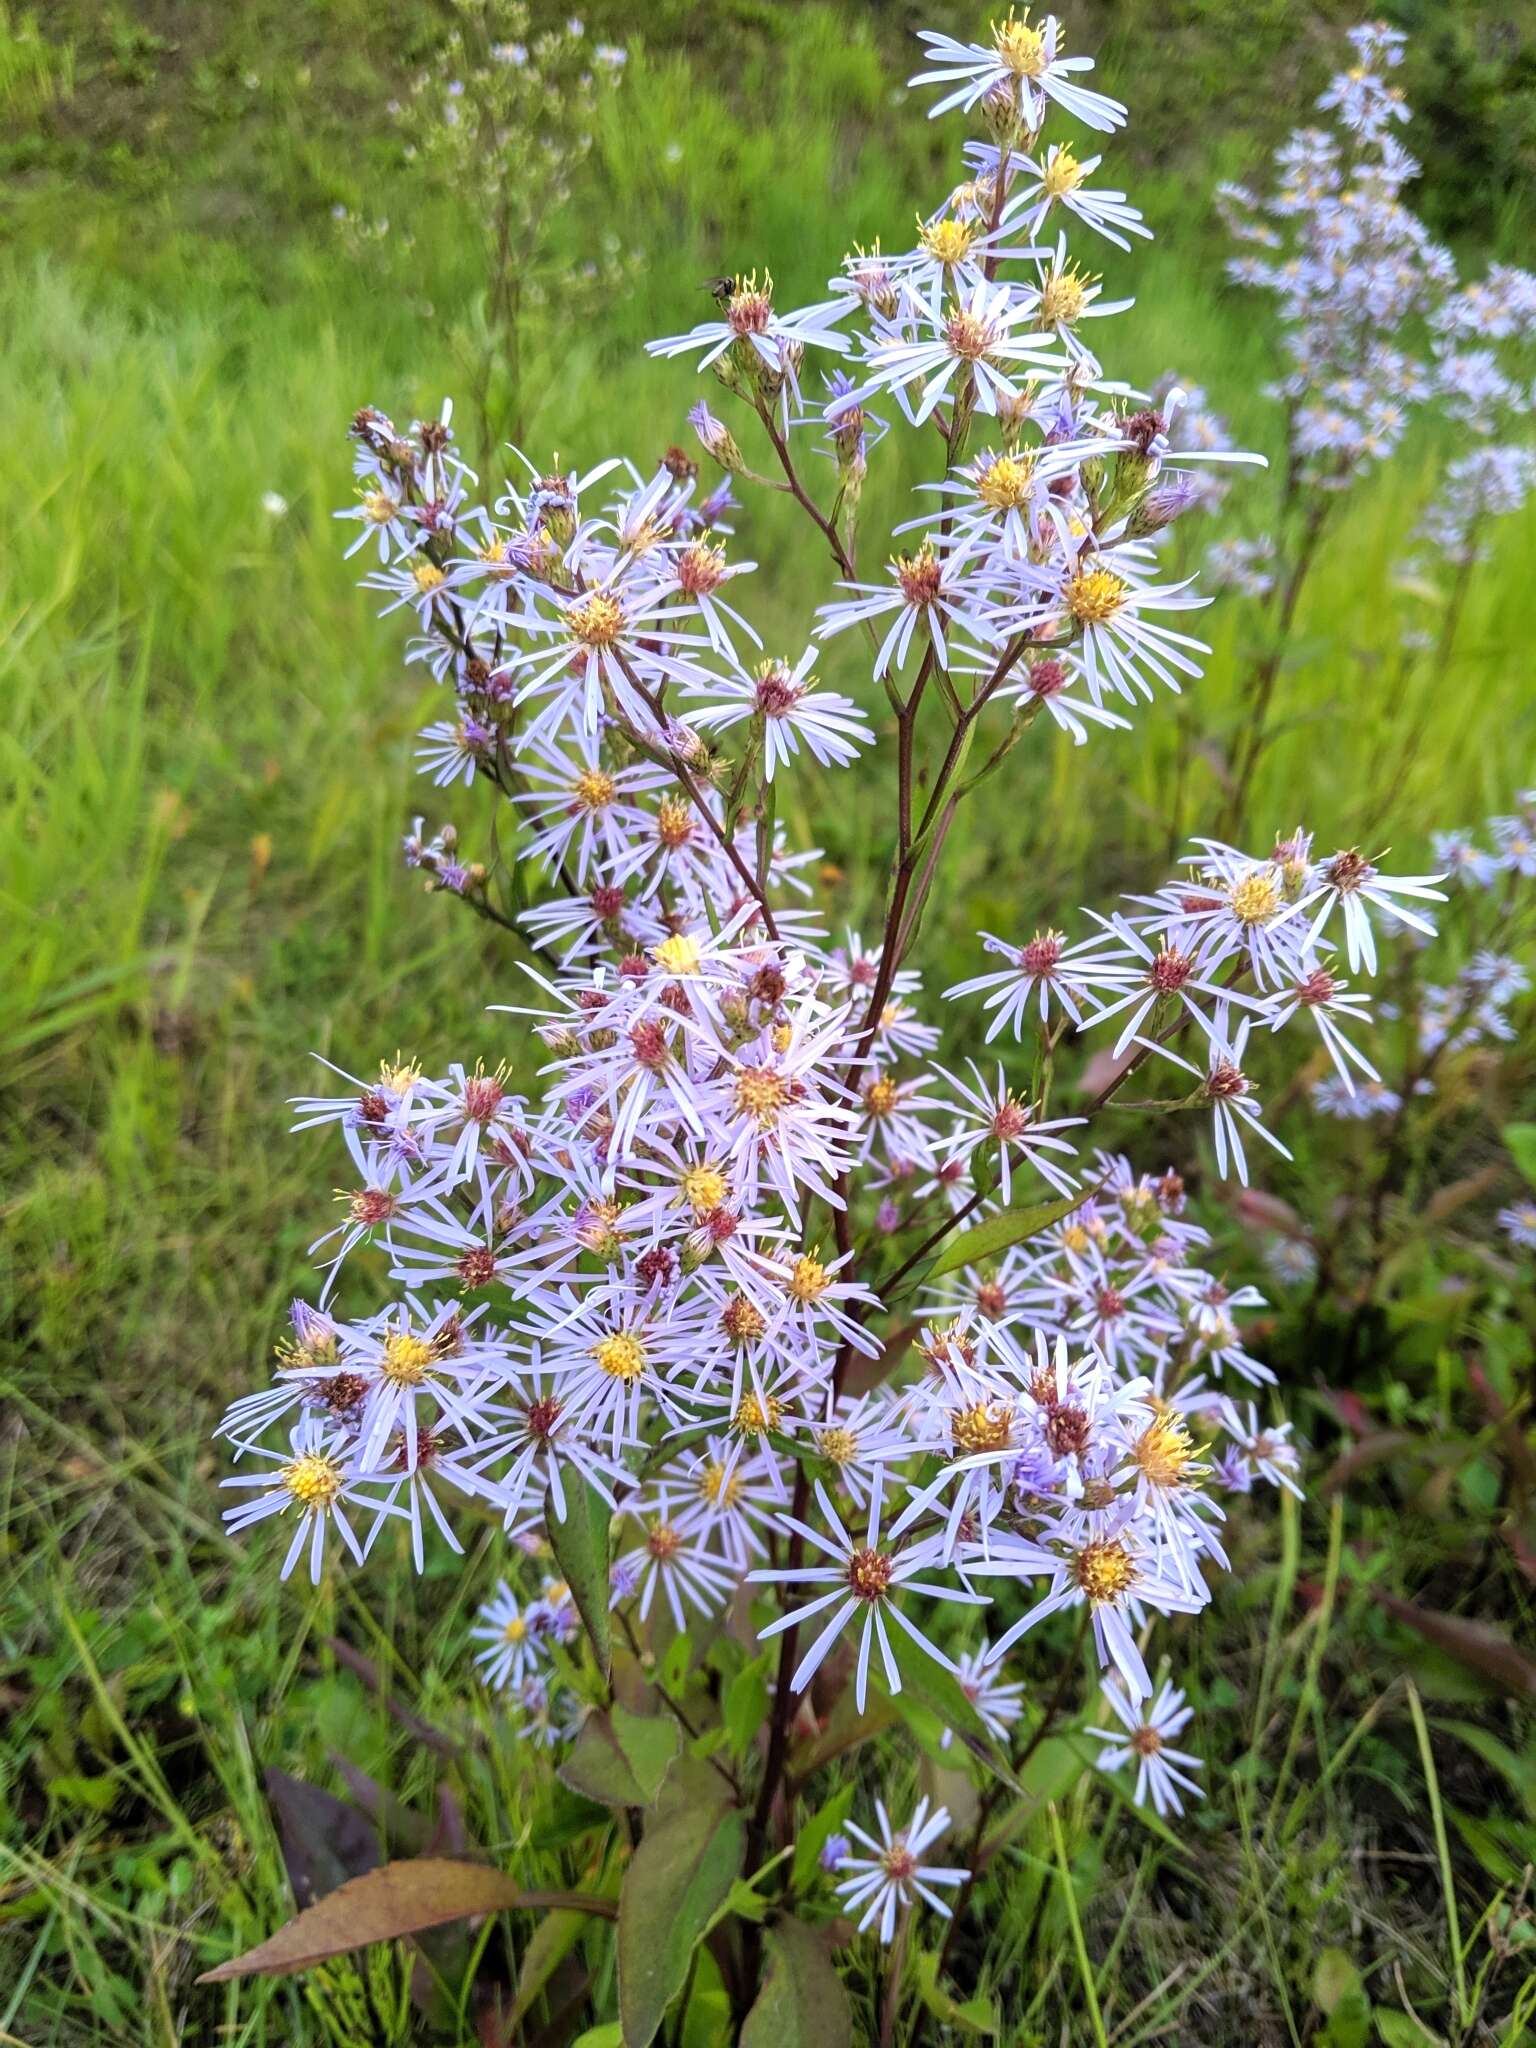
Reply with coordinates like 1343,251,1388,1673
508,1907,589,2029
1504,1122,1536,1189
570,2027,624,2048
911,1948,997,2036
1435,1717,1536,1818
880,1625,1018,1786
723,1655,771,1762
617,1760,745,2048
546,1477,613,1680
1313,1945,1362,2015
558,1706,681,1811
1373,2012,1437,2047
740,1917,853,2048
925,1189,1089,1283
792,1784,855,1892
660,1630,692,1695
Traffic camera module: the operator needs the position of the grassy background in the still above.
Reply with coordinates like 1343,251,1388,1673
4,2,1536,2042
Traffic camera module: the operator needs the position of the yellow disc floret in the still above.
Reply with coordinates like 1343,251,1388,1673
1064,567,1128,625
282,1450,344,1511
593,1331,647,1383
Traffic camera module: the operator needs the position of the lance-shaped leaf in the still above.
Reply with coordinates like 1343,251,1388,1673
546,1476,614,1680
1374,1590,1536,1702
196,1858,616,1982
880,1624,1020,1789
617,1760,745,2048
558,1705,680,1810
925,1188,1089,1283
740,1916,853,2048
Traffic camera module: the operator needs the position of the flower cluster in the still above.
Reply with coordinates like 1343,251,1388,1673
1219,22,1455,487
219,12,1469,1960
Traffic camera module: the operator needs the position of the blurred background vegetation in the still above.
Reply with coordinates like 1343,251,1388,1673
3,3,1536,2043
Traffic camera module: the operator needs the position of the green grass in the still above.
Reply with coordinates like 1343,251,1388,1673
4,2,1536,2042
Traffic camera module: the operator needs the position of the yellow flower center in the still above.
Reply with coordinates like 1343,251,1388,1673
380,1332,435,1385
362,489,398,524
1229,871,1282,925
975,453,1035,510
1073,1537,1137,1603
594,1331,647,1382
1042,146,1084,198
681,1164,729,1214
1133,1415,1199,1490
993,10,1047,76
412,561,446,593
503,1615,528,1643
819,1425,858,1465
566,592,624,648
1039,263,1093,327
951,1400,1015,1455
788,1254,831,1302
734,1065,790,1124
573,768,616,810
734,1391,783,1435
920,214,978,266
656,797,693,849
653,932,702,976
698,1461,744,1508
282,1450,344,1510
1064,568,1128,625
864,1075,900,1118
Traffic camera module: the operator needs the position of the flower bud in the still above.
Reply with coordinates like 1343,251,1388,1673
688,401,744,474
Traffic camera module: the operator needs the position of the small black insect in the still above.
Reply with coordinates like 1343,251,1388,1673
703,276,736,307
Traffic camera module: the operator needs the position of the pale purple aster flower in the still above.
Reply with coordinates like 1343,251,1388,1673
748,1479,984,1713
1135,1013,1292,1187
1299,849,1445,974
909,18,1126,133
945,925,1134,1038
1088,1680,1203,1816
685,645,874,778
470,1581,548,1691
835,1798,968,1945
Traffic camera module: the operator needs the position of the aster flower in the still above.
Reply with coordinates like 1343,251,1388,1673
1017,548,1211,708
945,925,1133,1037
613,1497,739,1631
1088,1680,1203,1816
834,1798,968,1944
646,272,850,425
974,1510,1205,1701
910,15,1127,134
1497,1201,1536,1252
220,1416,391,1584
816,539,1002,675
835,281,1065,430
1299,849,1445,974
470,1582,549,1691
942,1648,1026,1748
939,1060,1084,1200
748,1479,984,1713
995,141,1151,252
1135,1013,1292,1187
685,645,875,778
